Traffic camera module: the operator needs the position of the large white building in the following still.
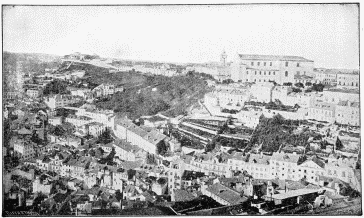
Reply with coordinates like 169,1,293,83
308,101,336,123
113,117,169,155
337,73,359,89
250,82,275,103
272,86,315,108
44,95,82,110
335,101,360,126
321,89,359,104
231,54,314,84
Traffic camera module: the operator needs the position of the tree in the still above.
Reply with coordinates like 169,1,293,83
312,83,325,92
97,128,113,144
305,82,312,86
295,82,304,88
335,137,344,151
156,141,168,156
43,79,70,95
292,87,302,93
283,82,292,86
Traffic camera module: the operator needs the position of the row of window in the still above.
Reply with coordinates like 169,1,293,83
338,81,359,87
249,71,276,76
250,61,301,67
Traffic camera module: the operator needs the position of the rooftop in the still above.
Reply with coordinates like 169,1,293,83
205,183,248,205
271,189,319,200
238,54,314,62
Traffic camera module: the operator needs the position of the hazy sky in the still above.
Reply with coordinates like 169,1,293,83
3,4,359,69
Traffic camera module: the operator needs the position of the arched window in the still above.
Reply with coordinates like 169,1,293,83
285,62,289,67
285,71,288,77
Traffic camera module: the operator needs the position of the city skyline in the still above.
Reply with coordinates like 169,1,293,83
3,4,359,69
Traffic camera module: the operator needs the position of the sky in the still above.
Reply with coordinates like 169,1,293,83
3,4,359,69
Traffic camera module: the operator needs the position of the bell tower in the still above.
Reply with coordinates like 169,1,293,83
220,50,227,67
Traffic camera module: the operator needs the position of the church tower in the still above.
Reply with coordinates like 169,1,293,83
220,50,227,67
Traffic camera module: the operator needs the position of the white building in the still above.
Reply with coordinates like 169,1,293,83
270,152,301,181
113,117,168,155
44,95,82,110
322,89,359,104
26,88,42,98
48,116,62,126
86,122,107,137
231,54,314,84
249,82,275,103
65,115,93,127
335,101,360,126
337,73,359,89
13,139,35,160
308,101,336,123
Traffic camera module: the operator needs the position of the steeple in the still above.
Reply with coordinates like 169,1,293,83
220,50,227,67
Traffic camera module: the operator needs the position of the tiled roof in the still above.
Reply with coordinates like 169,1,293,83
271,152,301,163
205,183,248,205
116,116,167,145
271,189,319,200
173,189,196,202
238,54,313,62
248,153,271,165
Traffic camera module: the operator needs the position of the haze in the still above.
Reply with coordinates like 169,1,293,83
3,4,359,69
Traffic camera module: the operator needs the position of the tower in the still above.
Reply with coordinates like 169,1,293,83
220,50,227,67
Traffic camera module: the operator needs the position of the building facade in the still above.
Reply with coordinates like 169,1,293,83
231,54,314,84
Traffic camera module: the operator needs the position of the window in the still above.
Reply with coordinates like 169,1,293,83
273,72,275,75
258,62,260,66
255,71,257,75
270,62,272,66
264,62,266,66
264,71,266,75
285,71,288,77
297,63,300,67
285,62,289,67
259,71,262,75
269,71,271,75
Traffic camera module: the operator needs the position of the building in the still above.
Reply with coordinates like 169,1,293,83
313,68,337,85
65,115,93,127
337,72,359,89
69,88,92,99
114,117,169,155
270,152,301,181
297,157,325,184
86,122,107,137
44,94,82,110
112,139,142,161
308,101,336,123
48,116,63,126
13,138,35,160
231,54,314,84
272,86,314,108
335,101,360,126
26,88,42,98
75,104,115,128
321,89,359,104
249,82,275,103
92,83,123,97
214,87,251,109
294,74,315,85
202,183,248,206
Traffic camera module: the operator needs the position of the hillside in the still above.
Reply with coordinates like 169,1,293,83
95,72,212,119
59,61,146,86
